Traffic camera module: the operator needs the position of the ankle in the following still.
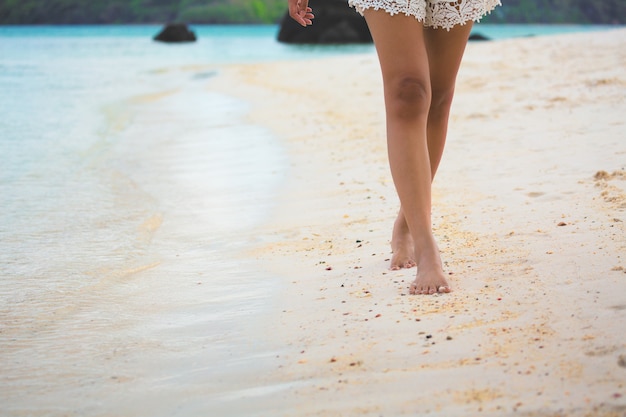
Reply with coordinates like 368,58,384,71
413,236,442,262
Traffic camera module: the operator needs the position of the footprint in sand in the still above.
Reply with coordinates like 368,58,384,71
593,170,626,209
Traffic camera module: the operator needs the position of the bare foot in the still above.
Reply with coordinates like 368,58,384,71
409,241,451,295
390,213,416,270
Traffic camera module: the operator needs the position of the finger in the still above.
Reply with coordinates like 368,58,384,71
299,2,313,25
289,12,309,26
288,0,302,24
303,4,314,20
289,0,313,26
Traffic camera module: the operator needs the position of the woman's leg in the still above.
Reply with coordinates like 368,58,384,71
364,10,448,294
424,23,474,176
390,24,474,280
365,10,467,294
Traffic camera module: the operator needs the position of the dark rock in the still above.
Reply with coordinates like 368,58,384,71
154,23,197,43
468,32,491,41
277,0,372,44
319,20,362,43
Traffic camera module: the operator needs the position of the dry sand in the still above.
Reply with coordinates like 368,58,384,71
211,28,626,416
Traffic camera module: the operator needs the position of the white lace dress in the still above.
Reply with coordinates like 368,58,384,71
348,0,502,31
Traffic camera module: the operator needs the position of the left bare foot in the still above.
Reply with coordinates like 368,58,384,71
390,212,416,270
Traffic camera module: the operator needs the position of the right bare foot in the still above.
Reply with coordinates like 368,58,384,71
409,240,451,295
390,212,416,270
410,266,451,295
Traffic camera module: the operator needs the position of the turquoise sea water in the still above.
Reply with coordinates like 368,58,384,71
0,23,622,415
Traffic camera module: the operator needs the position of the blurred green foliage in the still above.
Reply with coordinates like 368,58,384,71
0,0,288,24
0,0,624,24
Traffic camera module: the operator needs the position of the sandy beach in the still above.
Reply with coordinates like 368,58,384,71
2,26,625,417
210,28,626,416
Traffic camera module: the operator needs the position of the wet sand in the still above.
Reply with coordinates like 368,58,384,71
213,28,626,416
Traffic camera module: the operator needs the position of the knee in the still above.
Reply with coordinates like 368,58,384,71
386,75,431,121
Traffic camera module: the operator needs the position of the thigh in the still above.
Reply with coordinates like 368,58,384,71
363,9,430,85
423,23,473,94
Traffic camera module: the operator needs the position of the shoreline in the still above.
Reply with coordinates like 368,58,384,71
0,59,289,416
210,28,626,415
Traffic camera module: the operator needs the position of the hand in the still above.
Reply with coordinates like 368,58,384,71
288,0,314,27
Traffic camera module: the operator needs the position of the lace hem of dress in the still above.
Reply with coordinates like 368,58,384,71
348,0,502,31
